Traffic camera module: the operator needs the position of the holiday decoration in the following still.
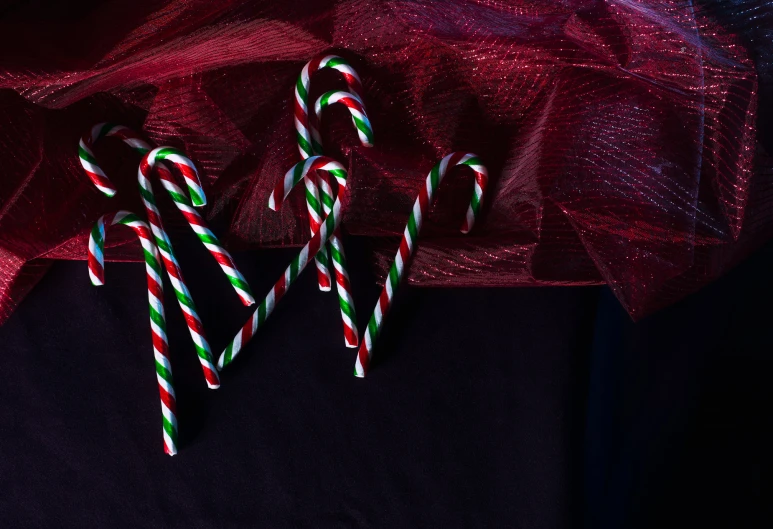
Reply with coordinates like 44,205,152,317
140,148,221,388
355,153,488,377
79,124,254,307
296,55,366,291
310,89,374,348
218,156,350,369
295,55,372,349
0,3,764,326
88,210,178,456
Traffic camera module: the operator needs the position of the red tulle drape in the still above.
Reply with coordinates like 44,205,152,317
0,0,769,325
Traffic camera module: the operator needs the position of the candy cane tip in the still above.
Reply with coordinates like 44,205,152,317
102,189,118,198
346,342,358,349
206,381,221,390
318,285,332,292
353,370,366,378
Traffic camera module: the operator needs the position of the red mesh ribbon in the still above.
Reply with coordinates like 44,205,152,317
0,0,770,324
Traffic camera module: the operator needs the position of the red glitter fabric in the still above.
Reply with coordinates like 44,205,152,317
0,0,769,324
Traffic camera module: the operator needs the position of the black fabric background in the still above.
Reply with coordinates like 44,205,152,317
0,226,770,528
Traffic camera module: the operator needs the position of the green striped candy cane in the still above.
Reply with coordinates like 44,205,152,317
354,153,489,378
88,210,178,455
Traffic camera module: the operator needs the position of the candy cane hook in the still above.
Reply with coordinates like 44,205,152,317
295,55,368,294
78,123,255,306
295,55,367,161
140,149,221,387
218,156,350,370
88,210,178,456
308,89,374,348
80,124,218,387
354,153,489,378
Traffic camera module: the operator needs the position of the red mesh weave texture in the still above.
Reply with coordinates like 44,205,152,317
0,0,770,324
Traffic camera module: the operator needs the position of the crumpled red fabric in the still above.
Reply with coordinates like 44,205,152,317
0,0,770,325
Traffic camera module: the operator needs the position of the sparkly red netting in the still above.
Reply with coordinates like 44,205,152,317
0,1,770,324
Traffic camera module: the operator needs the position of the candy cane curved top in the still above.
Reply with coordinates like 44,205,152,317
138,149,220,388
354,152,489,378
78,123,151,197
296,60,371,347
88,210,178,456
313,90,374,152
78,124,207,207
143,146,207,207
218,156,349,369
269,156,348,211
79,124,254,306
295,54,366,159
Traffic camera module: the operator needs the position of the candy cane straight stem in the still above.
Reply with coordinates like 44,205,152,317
354,153,489,378
78,123,254,306
80,124,218,387
295,55,365,292
218,157,348,369
139,149,220,388
311,90,374,347
88,211,178,456
303,172,332,291
315,171,358,348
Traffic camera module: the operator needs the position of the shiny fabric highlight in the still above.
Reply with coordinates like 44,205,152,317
0,0,771,324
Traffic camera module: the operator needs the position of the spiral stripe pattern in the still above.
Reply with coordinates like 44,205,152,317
354,153,489,378
219,157,348,369
88,210,178,456
78,123,254,306
295,55,365,292
138,150,220,388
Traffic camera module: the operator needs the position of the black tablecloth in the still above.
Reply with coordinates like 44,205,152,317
1,234,769,528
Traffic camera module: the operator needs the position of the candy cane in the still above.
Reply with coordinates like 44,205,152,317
354,153,489,378
79,126,218,388
78,123,255,306
295,55,366,293
295,55,366,165
140,148,220,388
88,210,178,456
309,90,374,348
313,91,373,151
218,156,349,369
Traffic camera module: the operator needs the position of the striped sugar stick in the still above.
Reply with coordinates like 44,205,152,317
354,153,489,378
313,91,373,151
140,149,220,388
80,124,218,387
308,90,374,348
88,210,178,456
302,161,331,292
78,123,254,306
218,157,349,369
295,55,366,291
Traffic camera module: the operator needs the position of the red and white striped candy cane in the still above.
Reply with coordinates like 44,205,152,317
354,153,489,378
295,55,366,292
78,123,254,306
295,55,366,170
79,125,219,388
88,210,178,456
313,90,373,152
140,149,220,388
309,90,374,348
218,156,350,369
